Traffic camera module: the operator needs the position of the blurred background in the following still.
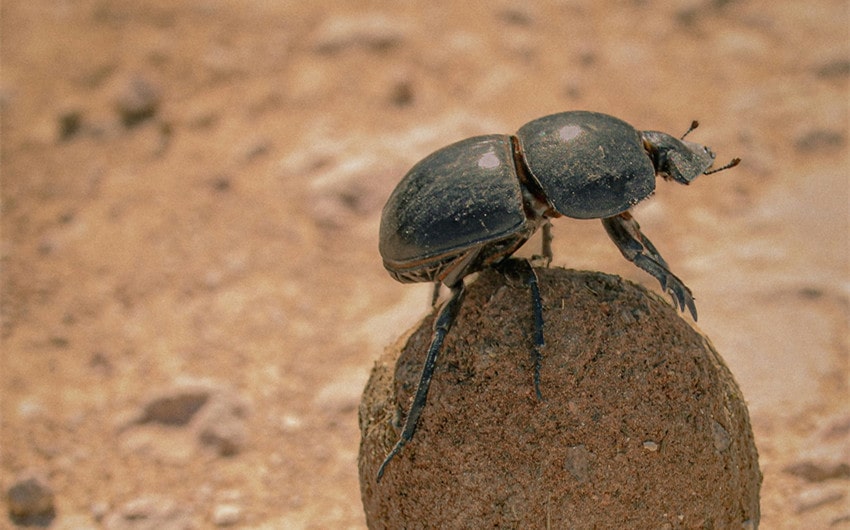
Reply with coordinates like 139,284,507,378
2,1,847,527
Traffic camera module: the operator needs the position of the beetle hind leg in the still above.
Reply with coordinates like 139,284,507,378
602,213,698,320
377,281,467,482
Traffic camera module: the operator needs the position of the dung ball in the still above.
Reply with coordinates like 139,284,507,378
359,267,761,528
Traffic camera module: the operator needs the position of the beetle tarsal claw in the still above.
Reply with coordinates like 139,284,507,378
639,255,695,317
655,264,693,315
663,276,698,320
530,254,552,268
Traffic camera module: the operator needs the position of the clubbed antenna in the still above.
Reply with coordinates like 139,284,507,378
704,157,741,175
681,120,700,140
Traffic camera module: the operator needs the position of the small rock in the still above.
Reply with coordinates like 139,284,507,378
498,6,535,26
279,414,304,432
91,501,110,522
794,485,846,514
119,428,196,465
314,371,370,414
311,15,405,54
212,504,242,526
198,419,246,457
209,174,232,192
794,129,845,152
137,388,210,426
103,495,194,530
122,382,250,460
307,154,386,229
822,415,850,440
388,78,414,107
712,420,732,452
16,398,46,419
57,109,83,141
116,76,161,128
785,460,850,482
643,440,660,452
814,58,850,78
785,414,850,482
6,471,56,526
195,389,250,457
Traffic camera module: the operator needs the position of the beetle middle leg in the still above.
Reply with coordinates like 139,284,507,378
430,282,441,307
531,219,554,268
496,258,545,401
602,212,698,320
377,281,467,482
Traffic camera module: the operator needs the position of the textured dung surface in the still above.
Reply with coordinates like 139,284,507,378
359,267,761,528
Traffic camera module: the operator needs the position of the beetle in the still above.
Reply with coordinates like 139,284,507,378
376,110,739,480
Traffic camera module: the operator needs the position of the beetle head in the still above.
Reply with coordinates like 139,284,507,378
642,122,741,184
641,130,717,184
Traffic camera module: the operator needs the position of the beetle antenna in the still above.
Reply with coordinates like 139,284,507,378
703,157,741,175
681,120,699,140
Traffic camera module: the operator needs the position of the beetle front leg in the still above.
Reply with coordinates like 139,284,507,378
602,213,698,320
377,281,467,482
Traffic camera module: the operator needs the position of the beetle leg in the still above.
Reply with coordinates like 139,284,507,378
430,244,481,308
602,213,698,320
541,219,554,266
430,282,441,307
377,281,467,482
526,263,545,401
496,258,545,401
530,220,554,268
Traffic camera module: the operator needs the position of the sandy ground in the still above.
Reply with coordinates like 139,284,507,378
1,1,848,528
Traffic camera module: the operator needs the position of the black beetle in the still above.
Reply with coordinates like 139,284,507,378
376,110,739,480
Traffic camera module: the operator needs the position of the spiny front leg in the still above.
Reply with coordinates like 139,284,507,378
602,213,698,320
376,281,467,482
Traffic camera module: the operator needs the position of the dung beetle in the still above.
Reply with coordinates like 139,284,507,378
376,110,739,480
